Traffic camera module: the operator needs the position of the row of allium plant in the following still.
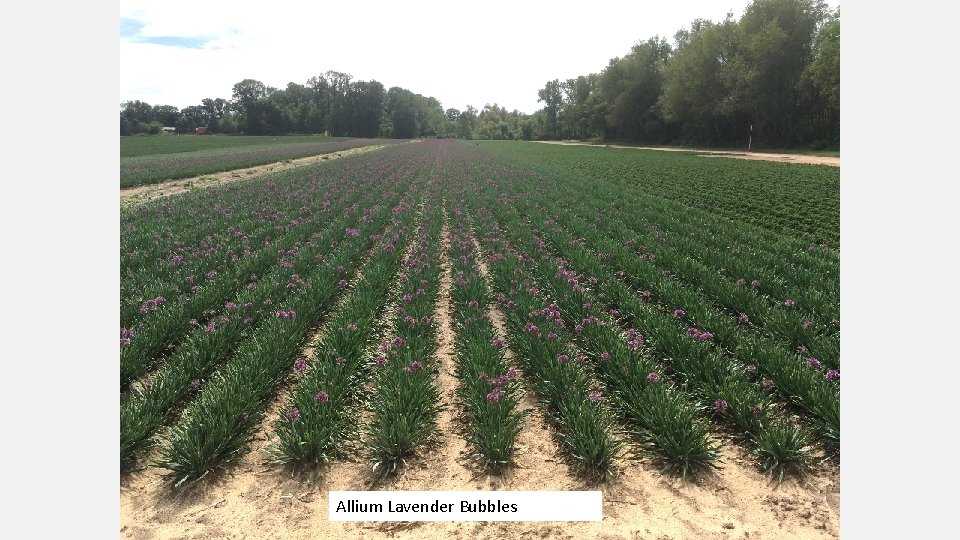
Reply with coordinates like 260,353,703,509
120,195,367,391
119,203,397,469
465,213,621,479
119,138,397,188
466,149,840,449
155,190,414,485
461,158,813,476
487,155,840,361
538,195,840,365
269,211,415,466
446,208,524,471
363,205,445,475
120,146,423,389
476,142,840,249
120,144,406,313
490,184,841,449
479,141,840,272
473,207,717,477
478,142,839,311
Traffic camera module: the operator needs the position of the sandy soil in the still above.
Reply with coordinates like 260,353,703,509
120,145,388,208
534,141,840,167
120,225,839,540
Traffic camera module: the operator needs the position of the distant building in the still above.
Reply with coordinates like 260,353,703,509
162,126,176,134
196,127,209,135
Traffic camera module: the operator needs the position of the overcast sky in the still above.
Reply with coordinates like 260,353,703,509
120,0,840,115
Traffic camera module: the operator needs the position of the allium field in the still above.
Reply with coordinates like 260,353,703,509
120,139,840,487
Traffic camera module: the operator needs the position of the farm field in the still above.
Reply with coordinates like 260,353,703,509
120,140,840,539
120,136,400,188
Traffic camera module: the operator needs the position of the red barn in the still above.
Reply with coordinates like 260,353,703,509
195,127,209,135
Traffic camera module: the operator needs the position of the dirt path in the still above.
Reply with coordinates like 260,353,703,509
120,145,388,207
535,140,840,167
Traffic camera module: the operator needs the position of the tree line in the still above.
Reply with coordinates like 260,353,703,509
121,0,838,149
532,0,839,149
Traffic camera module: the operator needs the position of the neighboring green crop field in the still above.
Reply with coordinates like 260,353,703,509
120,138,397,188
120,135,350,157
477,141,841,249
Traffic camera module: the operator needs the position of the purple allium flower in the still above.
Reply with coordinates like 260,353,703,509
647,372,661,384
402,293,413,303
698,332,714,341
285,407,301,421
185,275,196,285
784,299,796,308
374,355,386,367
393,336,406,347
714,399,730,414
491,337,504,349
486,388,503,404
762,378,775,391
557,354,569,364
736,278,746,286
574,324,584,334
336,357,346,367
120,337,131,346
641,290,652,299
599,352,610,361
243,302,253,309
243,317,252,325
468,300,479,308
825,369,840,381
609,308,620,317
661,270,672,277
225,302,237,311
190,379,202,391
205,321,216,334
588,390,602,402
315,391,330,404
745,364,758,376
751,405,762,416
751,279,761,287
738,313,750,325
674,308,686,318
337,265,345,274
506,300,516,309
293,358,307,372
628,338,642,350
408,360,423,372
404,315,415,325
547,332,558,341
417,288,425,295
802,320,814,330
345,227,360,237
806,357,822,369
338,279,348,288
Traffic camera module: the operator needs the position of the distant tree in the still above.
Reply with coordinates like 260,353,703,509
537,80,563,139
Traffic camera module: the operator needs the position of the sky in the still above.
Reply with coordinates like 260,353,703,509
120,0,840,115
